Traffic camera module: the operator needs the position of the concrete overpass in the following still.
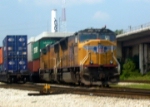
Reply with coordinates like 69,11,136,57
116,22,150,74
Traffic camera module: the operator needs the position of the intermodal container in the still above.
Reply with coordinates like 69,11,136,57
32,38,61,60
3,58,18,73
28,37,35,62
17,58,27,73
3,36,16,57
16,36,27,57
28,59,40,72
32,59,40,72
28,61,33,72
0,47,3,64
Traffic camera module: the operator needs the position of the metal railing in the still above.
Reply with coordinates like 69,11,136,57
119,22,150,36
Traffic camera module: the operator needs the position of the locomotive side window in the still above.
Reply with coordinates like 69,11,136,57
79,33,97,42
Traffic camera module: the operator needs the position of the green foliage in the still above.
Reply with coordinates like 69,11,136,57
120,58,139,80
114,29,123,35
146,71,150,76
120,69,141,80
123,59,136,72
120,57,150,81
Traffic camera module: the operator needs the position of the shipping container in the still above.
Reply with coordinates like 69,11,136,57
28,61,33,72
16,36,27,56
0,47,3,64
0,64,3,72
17,58,27,73
27,37,35,62
29,59,40,72
33,59,40,72
28,60,40,82
28,43,34,62
3,57,18,73
32,38,61,60
3,36,16,57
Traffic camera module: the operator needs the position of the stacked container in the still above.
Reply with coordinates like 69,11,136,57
3,35,27,74
0,47,3,72
3,36,16,57
27,37,35,72
16,36,27,73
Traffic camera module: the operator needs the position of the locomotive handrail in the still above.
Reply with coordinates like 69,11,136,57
39,68,42,75
80,52,90,65
80,50,90,71
55,59,61,68
53,58,61,81
112,53,120,75
52,58,56,70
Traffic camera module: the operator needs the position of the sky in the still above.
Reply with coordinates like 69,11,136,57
0,0,150,45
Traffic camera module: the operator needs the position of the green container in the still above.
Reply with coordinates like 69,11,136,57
32,38,61,60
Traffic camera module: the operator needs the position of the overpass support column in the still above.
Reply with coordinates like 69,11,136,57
144,44,148,73
139,44,144,74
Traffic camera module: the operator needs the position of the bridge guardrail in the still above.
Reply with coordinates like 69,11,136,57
120,22,150,36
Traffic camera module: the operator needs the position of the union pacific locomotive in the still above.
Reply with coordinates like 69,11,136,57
39,27,120,86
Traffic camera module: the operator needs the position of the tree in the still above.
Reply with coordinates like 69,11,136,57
114,29,123,35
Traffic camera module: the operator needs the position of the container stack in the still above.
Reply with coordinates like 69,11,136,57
27,37,34,72
3,35,27,74
0,47,3,72
16,36,27,73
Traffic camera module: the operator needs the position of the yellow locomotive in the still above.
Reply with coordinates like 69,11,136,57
39,27,120,86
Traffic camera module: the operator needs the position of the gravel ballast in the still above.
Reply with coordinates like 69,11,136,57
0,88,150,107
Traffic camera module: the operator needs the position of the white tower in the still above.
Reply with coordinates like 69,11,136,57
51,9,57,33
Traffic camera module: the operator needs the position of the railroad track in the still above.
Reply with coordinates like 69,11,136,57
0,82,150,99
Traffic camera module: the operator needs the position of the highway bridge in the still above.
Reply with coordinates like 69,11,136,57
116,22,150,74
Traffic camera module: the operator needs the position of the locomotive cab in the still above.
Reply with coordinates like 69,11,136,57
77,28,120,86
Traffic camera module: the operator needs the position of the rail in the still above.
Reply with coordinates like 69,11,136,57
1,83,150,99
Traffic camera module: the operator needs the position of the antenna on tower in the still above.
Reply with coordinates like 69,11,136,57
61,0,67,32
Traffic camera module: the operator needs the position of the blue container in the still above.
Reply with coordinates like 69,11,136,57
3,36,16,57
3,58,18,73
17,58,27,72
16,36,27,56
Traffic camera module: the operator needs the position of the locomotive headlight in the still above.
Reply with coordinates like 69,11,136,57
110,60,113,64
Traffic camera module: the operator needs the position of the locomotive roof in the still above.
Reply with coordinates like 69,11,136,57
76,27,115,34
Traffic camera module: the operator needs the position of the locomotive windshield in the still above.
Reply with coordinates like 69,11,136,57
79,33,97,42
98,33,116,41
